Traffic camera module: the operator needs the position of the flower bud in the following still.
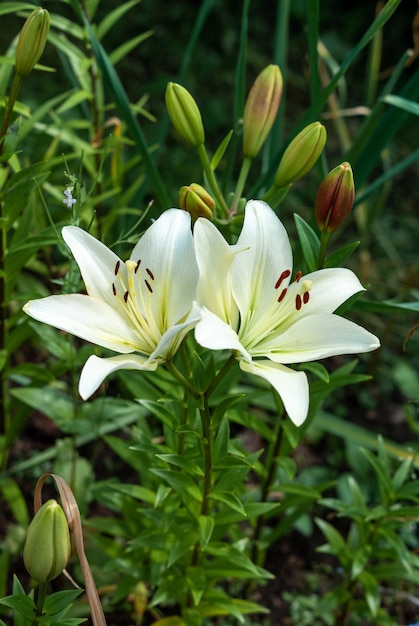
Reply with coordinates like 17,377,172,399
179,183,215,220
242,64,283,159
23,499,70,583
15,8,50,77
315,162,354,233
274,122,326,188
165,82,205,147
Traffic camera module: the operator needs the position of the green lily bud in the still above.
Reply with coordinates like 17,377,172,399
23,499,70,583
15,8,50,77
242,64,283,158
179,183,215,220
165,82,205,147
315,161,354,233
274,122,326,188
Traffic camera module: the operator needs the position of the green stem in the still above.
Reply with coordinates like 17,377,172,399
197,143,230,217
250,405,284,566
261,183,291,209
0,73,23,154
199,396,212,517
205,353,236,399
318,230,330,269
0,72,23,461
165,360,200,399
33,582,48,623
231,156,252,214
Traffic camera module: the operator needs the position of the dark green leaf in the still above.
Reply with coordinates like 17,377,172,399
294,213,320,272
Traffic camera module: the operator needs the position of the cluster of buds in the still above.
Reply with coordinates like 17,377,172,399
15,8,50,77
23,499,70,583
274,122,326,188
242,64,283,159
179,183,215,220
165,67,352,228
315,162,354,233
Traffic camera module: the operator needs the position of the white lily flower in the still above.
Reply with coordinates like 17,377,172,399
24,209,200,399
194,200,380,426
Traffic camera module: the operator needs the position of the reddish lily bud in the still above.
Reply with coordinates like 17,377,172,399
23,499,70,583
179,183,215,220
274,122,326,188
15,8,50,77
315,162,354,233
165,82,205,147
242,64,283,158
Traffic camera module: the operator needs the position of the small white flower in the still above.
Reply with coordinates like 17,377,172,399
63,188,76,209
24,210,200,399
193,200,380,426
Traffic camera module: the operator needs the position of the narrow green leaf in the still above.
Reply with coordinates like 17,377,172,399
381,93,419,116
56,89,93,114
209,490,246,516
317,410,419,469
279,483,321,499
139,400,178,429
210,130,234,171
198,515,214,550
294,213,320,272
0,594,36,620
186,566,206,605
325,241,360,268
43,590,83,616
298,361,329,382
10,387,74,427
97,0,141,39
110,482,156,505
0,3,38,16
109,31,153,66
0,478,28,526
356,299,419,314
150,469,202,502
155,453,204,476
315,518,348,556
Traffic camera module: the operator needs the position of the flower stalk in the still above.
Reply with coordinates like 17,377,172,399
196,143,230,217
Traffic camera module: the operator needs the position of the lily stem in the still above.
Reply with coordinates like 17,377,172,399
33,582,48,624
0,73,23,153
197,143,230,218
165,360,201,399
318,230,330,269
231,155,252,215
251,398,285,567
0,72,23,462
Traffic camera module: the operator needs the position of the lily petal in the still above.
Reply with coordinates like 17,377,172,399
23,294,141,353
79,353,158,400
239,359,309,426
62,226,125,310
256,313,381,364
194,307,251,362
233,200,293,325
194,218,245,326
285,267,366,319
130,209,198,328
148,303,203,362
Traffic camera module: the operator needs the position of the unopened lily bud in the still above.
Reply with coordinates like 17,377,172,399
165,82,205,147
315,162,354,233
23,499,70,583
179,183,215,220
15,8,50,77
242,64,283,158
274,122,326,188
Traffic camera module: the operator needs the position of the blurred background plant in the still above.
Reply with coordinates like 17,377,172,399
0,0,418,624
